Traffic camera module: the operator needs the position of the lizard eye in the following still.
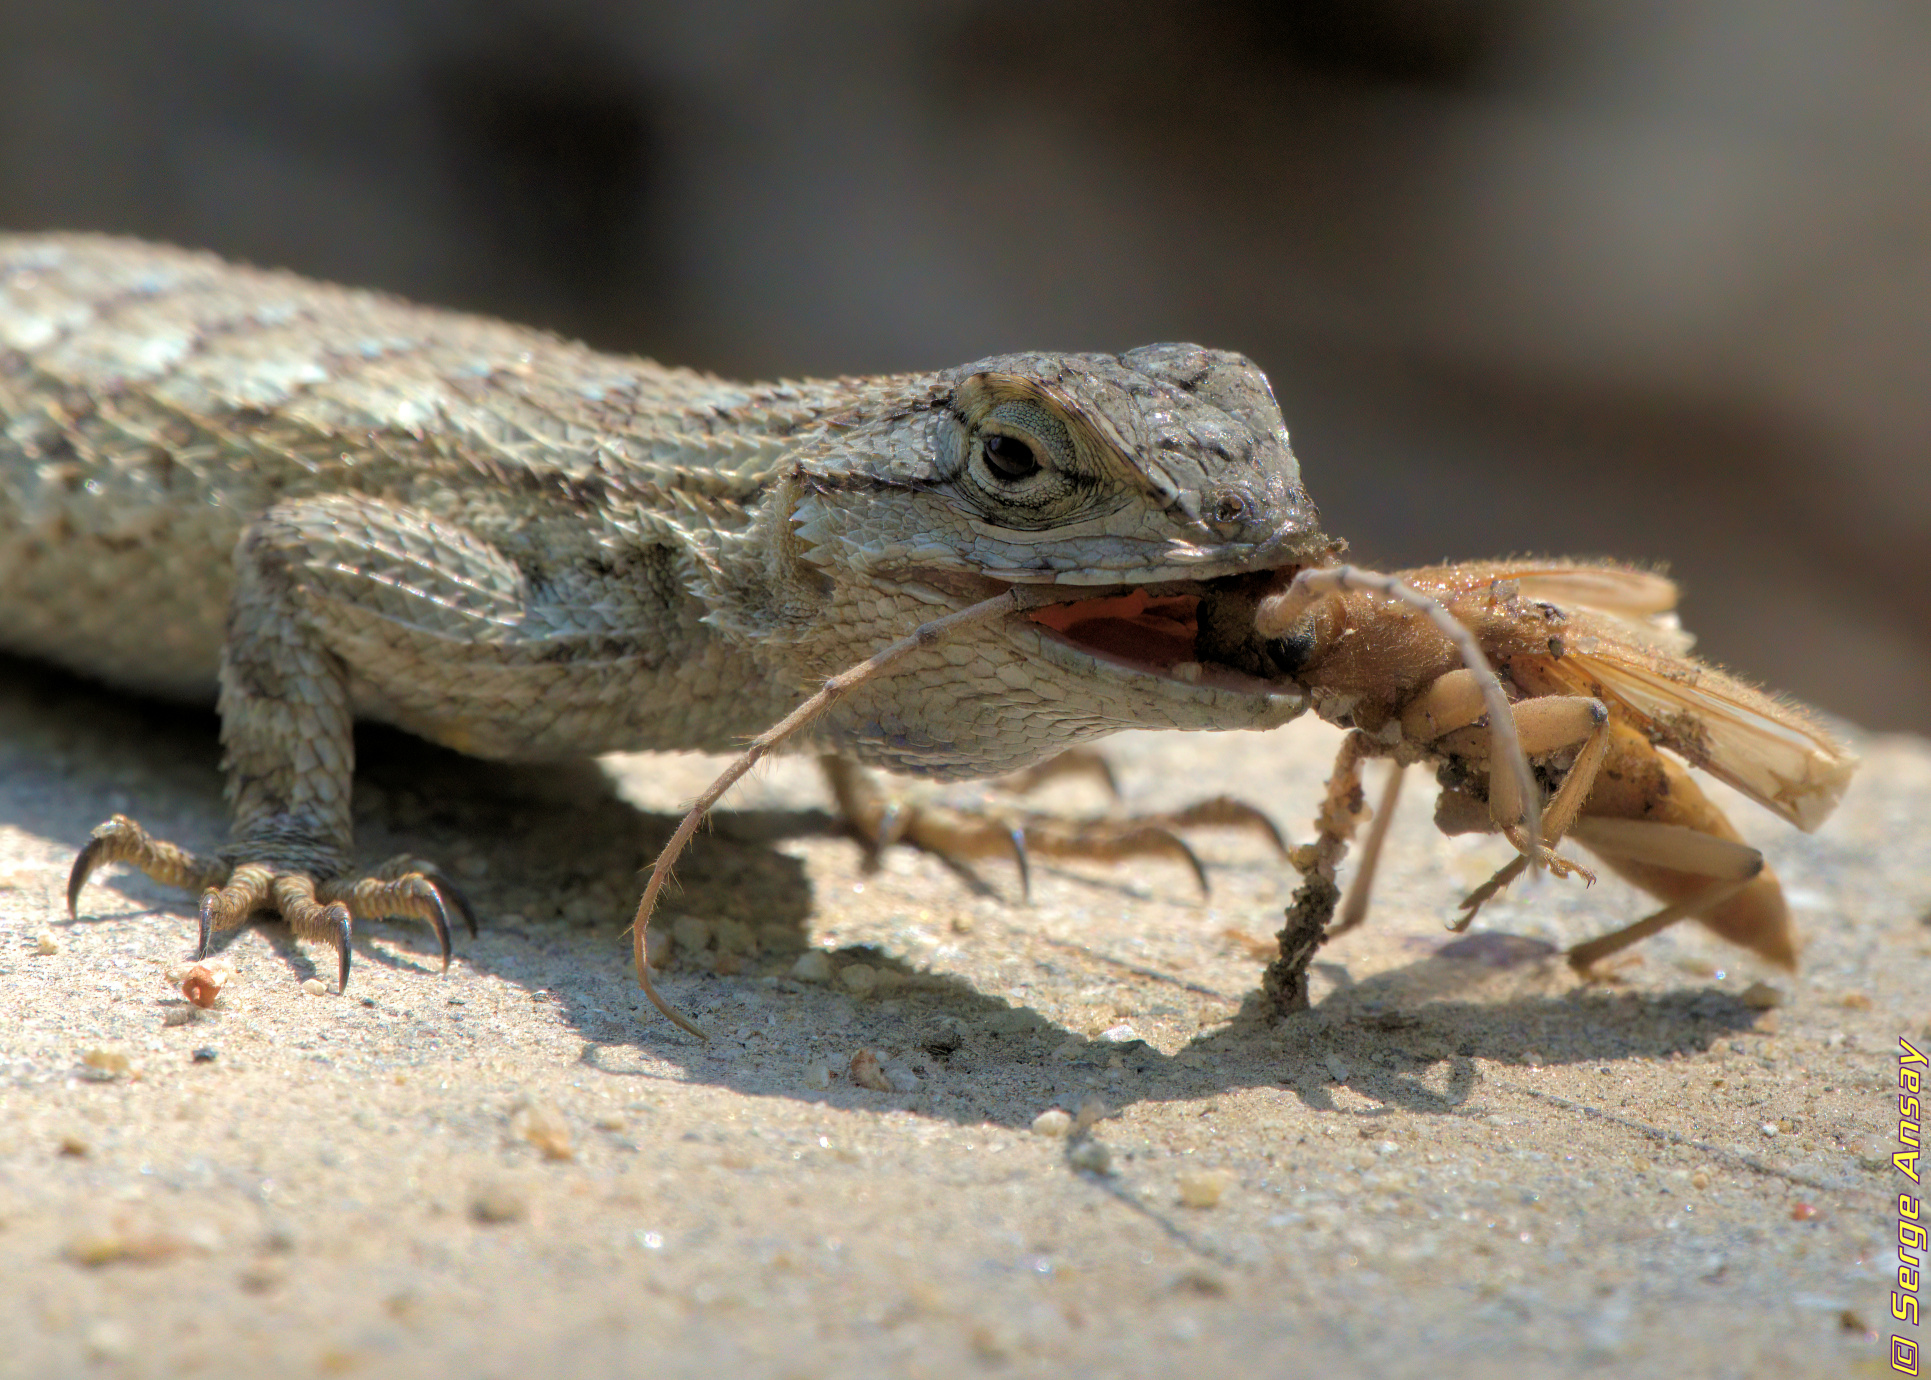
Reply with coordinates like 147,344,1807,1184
981,433,1042,483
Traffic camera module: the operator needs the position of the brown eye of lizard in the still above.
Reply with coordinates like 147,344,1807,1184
981,433,1042,482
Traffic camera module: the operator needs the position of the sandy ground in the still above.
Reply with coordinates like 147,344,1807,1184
1,653,1925,1379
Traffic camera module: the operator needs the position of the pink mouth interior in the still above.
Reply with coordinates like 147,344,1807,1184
1026,589,1199,671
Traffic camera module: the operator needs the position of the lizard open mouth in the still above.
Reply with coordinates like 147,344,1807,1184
1024,569,1298,694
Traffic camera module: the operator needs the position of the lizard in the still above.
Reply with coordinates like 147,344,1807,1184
0,233,1335,996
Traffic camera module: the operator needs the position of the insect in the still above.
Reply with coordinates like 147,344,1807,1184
1193,559,1857,1001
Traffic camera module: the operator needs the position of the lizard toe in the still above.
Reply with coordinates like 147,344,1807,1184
376,858,478,938
823,754,1274,901
198,863,277,954
267,874,355,991
180,846,466,986
318,863,462,971
70,814,228,919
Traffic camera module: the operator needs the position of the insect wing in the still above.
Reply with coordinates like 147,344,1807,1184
1533,627,1856,832
1407,561,1694,655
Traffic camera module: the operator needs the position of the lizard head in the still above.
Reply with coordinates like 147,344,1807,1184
789,342,1328,586
732,344,1333,774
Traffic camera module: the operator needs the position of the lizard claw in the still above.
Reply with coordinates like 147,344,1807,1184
412,864,479,938
323,902,353,991
198,863,276,957
68,832,111,917
71,815,227,919
1150,795,1289,858
198,868,355,991
70,813,471,987
1008,826,1032,902
319,856,477,973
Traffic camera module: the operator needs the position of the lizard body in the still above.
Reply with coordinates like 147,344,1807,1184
0,234,1329,980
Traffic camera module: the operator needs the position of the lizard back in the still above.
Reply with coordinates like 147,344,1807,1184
0,234,870,710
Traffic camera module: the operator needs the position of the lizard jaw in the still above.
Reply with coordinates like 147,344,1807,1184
1019,578,1305,703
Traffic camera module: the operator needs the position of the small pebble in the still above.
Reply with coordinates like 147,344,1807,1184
1839,991,1873,1010
81,1320,133,1362
757,922,803,953
192,1047,218,1064
1791,1202,1821,1221
840,963,878,995
1739,981,1784,1010
509,1098,574,1160
802,1062,832,1091
1032,1109,1073,1138
301,978,327,996
1177,1169,1235,1209
1324,1054,1351,1083
980,1007,1045,1034
1170,1268,1228,1297
643,928,673,968
237,1262,284,1294
80,1048,131,1079
671,915,713,953
1691,1171,1710,1190
182,960,234,1008
713,919,756,955
849,1048,891,1092
791,951,833,983
922,1017,966,1056
58,1134,90,1157
162,1006,199,1027
33,933,59,956
65,1229,186,1267
470,1184,527,1224
1068,1141,1112,1175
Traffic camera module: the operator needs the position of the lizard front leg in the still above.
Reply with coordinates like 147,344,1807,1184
70,496,489,989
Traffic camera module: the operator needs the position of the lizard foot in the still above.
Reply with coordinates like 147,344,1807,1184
69,816,475,991
819,756,1286,900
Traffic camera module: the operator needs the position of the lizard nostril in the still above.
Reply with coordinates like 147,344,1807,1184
1211,490,1253,526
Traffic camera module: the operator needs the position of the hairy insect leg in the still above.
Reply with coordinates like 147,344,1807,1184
1262,731,1375,1012
1258,566,1544,868
630,589,1027,1037
1439,693,1611,925
1561,722,1800,969
1563,817,1780,971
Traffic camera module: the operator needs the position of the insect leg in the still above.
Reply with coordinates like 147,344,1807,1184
1328,762,1405,937
1262,730,1375,1011
1258,567,1543,868
630,588,1024,1037
1562,817,1770,971
1446,695,1611,923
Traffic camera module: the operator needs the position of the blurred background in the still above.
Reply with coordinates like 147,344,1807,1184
2,0,1925,731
